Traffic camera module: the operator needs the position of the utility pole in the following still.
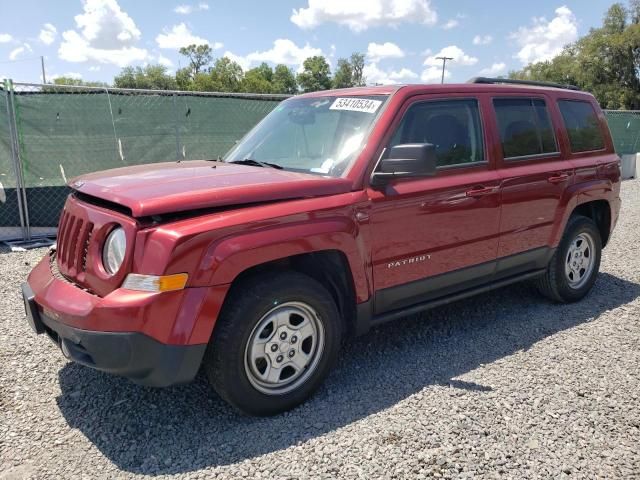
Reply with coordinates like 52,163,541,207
40,56,46,84
435,56,453,84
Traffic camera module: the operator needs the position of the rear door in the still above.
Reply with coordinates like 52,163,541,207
490,95,573,275
367,95,502,313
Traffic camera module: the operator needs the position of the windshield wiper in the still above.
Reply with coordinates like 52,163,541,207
228,159,283,169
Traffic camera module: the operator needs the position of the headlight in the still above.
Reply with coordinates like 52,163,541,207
102,227,126,275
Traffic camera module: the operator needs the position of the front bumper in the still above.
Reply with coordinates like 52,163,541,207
23,283,206,386
23,251,229,386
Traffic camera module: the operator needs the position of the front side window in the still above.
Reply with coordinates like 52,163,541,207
224,95,388,177
558,100,605,152
389,99,485,167
493,98,558,159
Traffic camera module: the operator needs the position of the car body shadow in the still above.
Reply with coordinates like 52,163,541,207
56,272,640,475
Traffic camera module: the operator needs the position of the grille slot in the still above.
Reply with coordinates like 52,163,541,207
56,211,94,275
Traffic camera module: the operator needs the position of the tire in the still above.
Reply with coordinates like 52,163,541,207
536,215,602,303
203,270,342,416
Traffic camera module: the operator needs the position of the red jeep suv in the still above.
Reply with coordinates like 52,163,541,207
23,78,621,415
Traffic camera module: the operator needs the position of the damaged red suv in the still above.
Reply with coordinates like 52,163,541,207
23,78,621,415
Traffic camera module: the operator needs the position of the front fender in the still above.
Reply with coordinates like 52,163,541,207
189,217,371,303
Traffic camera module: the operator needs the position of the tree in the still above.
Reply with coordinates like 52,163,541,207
272,64,297,94
510,1,640,109
240,63,273,93
175,67,192,90
350,52,366,87
53,77,108,87
332,58,353,88
179,44,213,77
297,56,332,93
113,65,177,90
193,57,243,92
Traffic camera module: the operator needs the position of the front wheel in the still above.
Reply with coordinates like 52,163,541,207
203,271,342,416
536,215,602,303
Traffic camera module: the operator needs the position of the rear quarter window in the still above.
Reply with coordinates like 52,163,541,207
557,100,605,152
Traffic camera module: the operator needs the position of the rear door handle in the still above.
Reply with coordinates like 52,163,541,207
548,173,570,184
465,185,498,197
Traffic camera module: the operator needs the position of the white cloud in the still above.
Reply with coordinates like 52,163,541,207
473,34,492,45
363,62,417,85
88,65,101,71
222,51,252,71
291,0,437,32
0,33,13,43
58,0,150,67
421,65,449,83
366,42,404,63
157,53,173,67
479,62,507,76
424,45,478,67
511,5,578,64
39,23,57,45
442,19,459,29
9,43,32,61
156,23,221,49
226,39,324,72
174,3,209,14
51,72,83,81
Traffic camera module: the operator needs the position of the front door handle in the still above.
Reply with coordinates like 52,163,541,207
548,173,570,184
466,185,498,197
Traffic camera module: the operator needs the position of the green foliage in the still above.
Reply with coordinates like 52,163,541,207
179,44,214,77
272,65,298,94
52,77,108,87
332,59,353,88
113,65,177,90
297,56,332,93
112,45,367,95
510,1,640,109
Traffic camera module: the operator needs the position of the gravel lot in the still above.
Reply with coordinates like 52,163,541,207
1,179,639,480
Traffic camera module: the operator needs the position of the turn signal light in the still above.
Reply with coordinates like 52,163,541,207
122,273,188,292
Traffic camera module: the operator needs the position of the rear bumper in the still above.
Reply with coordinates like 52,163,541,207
22,282,207,387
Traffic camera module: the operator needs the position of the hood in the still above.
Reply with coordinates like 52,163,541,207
70,160,353,217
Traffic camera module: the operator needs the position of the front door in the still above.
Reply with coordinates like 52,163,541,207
367,97,501,314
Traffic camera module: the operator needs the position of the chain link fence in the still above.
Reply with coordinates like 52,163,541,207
1,80,287,241
1,81,639,242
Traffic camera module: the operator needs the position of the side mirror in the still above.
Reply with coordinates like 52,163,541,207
371,143,437,186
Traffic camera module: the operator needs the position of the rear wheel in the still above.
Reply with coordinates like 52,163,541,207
203,271,342,416
536,215,602,303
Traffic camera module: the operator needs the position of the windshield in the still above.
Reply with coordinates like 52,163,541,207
224,95,388,177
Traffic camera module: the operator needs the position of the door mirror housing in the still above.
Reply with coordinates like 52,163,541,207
371,143,437,186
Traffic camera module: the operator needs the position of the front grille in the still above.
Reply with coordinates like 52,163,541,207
57,210,94,274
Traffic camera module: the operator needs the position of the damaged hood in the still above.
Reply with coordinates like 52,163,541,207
70,160,353,217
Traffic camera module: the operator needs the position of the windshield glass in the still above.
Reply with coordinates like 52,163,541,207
224,95,388,177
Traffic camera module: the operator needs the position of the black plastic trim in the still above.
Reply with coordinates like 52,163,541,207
29,297,206,387
354,247,555,335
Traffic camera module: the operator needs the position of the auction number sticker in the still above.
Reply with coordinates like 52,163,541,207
329,97,382,114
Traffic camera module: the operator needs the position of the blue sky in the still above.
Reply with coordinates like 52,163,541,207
0,0,615,86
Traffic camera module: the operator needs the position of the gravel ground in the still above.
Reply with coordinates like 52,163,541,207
1,180,639,480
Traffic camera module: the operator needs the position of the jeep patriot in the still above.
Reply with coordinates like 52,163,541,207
23,78,621,415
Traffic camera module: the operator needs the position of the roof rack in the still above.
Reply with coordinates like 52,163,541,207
467,76,580,91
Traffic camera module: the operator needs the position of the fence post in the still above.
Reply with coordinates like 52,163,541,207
172,92,182,160
4,79,29,241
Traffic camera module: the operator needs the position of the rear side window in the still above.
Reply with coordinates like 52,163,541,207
558,100,605,152
390,99,484,167
493,98,558,159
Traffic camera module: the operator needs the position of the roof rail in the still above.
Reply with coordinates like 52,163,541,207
467,76,580,91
